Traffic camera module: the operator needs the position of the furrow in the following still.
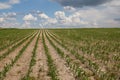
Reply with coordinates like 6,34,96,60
45,31,95,80
47,31,112,79
42,32,59,80
0,32,36,72
29,33,51,80
3,32,38,80
0,32,37,61
44,31,75,80
0,31,36,54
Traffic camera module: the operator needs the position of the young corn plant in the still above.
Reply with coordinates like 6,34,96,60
21,32,40,80
49,29,120,80
0,30,36,51
42,32,59,80
0,32,36,61
47,31,105,79
45,32,90,80
0,33,37,80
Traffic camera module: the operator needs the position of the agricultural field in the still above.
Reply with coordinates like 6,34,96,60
0,28,120,80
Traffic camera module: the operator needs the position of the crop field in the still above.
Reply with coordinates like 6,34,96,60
0,28,120,80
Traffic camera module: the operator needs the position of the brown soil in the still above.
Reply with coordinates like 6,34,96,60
46,32,95,79
44,33,75,80
29,33,51,80
0,32,35,56
4,33,38,80
0,33,35,72
48,31,108,74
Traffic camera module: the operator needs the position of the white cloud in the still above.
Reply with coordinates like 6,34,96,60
0,18,5,22
39,13,49,19
0,0,20,10
1,0,120,28
0,3,11,9
9,0,20,4
34,11,89,28
53,11,88,27
64,6,76,12
55,11,66,20
3,12,17,17
23,14,37,21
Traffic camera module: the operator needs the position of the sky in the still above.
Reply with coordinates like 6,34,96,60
0,0,120,28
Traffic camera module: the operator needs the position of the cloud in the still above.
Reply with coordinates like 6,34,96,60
0,3,11,9
1,0,120,28
1,12,17,21
23,14,37,21
114,18,120,22
36,11,88,28
53,0,112,7
64,6,76,12
104,0,120,7
39,4,120,28
3,12,17,18
55,11,66,20
54,11,89,27
0,0,20,10
9,0,20,4
22,13,38,28
39,13,49,19
0,13,20,28
0,18,5,22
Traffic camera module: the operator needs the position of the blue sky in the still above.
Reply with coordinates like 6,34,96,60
0,0,120,28
0,0,62,17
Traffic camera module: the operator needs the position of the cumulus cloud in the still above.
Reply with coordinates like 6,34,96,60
39,13,49,19
35,11,88,28
23,14,37,21
53,0,112,7
0,12,20,28
39,4,120,28
55,11,66,20
1,0,120,28
0,12,17,22
53,11,88,27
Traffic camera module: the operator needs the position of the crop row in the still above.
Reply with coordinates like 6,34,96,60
47,30,119,80
45,31,93,80
0,32,37,80
21,32,40,80
0,32,37,61
42,32,59,80
0,29,36,49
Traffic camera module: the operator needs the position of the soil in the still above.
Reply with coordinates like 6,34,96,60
44,33,75,80
4,33,38,80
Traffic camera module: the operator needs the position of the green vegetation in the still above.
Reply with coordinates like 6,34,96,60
49,28,120,80
22,32,40,80
0,29,35,51
0,32,35,61
45,31,90,80
0,32,37,80
0,28,119,80
42,32,59,80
